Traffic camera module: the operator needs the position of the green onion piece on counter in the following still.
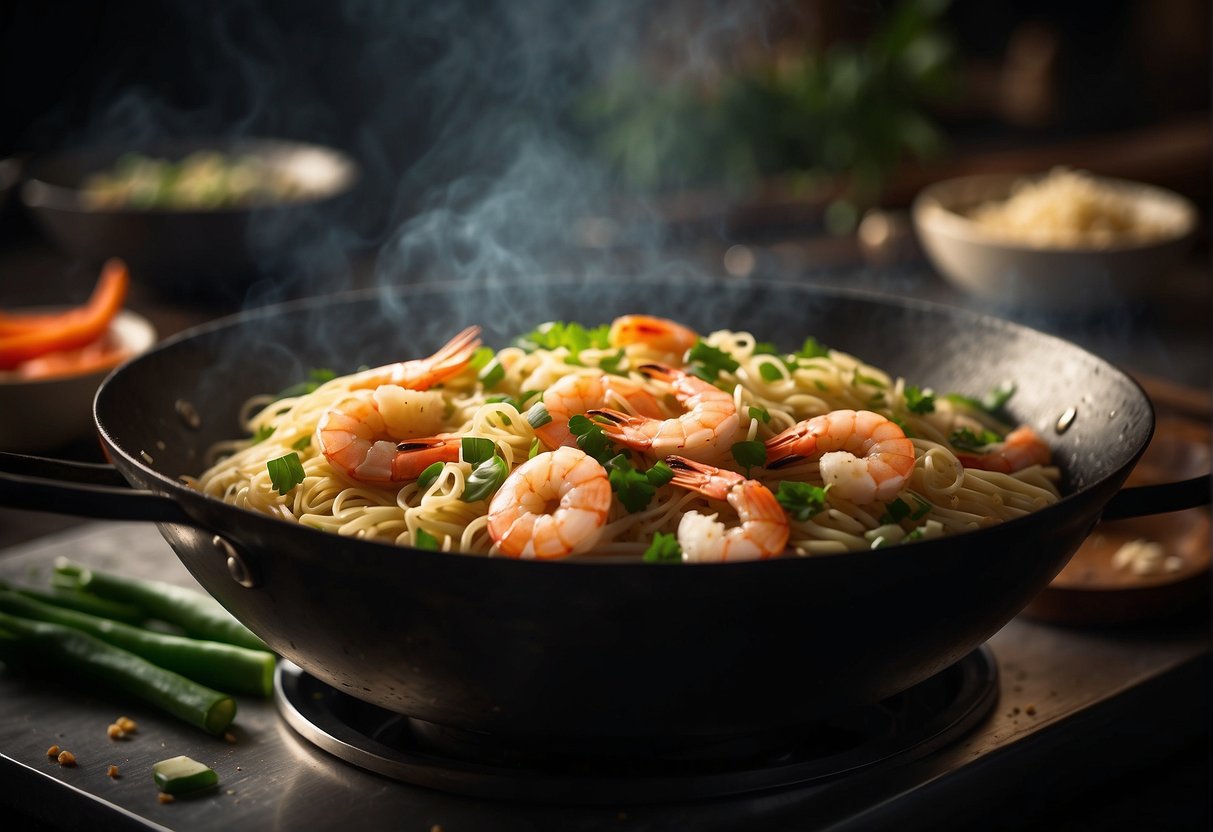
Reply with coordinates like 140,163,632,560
0,589,275,698
153,756,219,795
52,560,267,652
267,452,305,494
0,611,236,736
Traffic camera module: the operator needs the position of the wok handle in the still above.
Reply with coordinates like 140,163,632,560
0,452,197,527
1099,474,1212,521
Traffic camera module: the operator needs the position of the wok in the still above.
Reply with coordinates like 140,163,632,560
1,277,1207,747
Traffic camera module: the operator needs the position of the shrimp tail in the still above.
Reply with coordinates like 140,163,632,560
585,408,651,448
764,423,816,468
666,455,744,501
427,325,482,377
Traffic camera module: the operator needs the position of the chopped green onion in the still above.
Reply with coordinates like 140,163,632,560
528,437,541,459
417,462,444,492
251,425,275,443
526,402,553,429
267,453,305,494
153,756,219,795
462,455,509,502
748,405,770,423
646,460,675,488
479,359,505,390
598,349,627,376
276,368,335,399
853,371,886,389
461,437,497,466
687,340,740,382
469,346,495,370
290,435,311,451
758,362,784,382
414,528,440,550
643,532,682,563
880,497,912,524
944,381,1017,415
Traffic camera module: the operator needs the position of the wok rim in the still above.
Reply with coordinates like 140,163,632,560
93,274,1156,572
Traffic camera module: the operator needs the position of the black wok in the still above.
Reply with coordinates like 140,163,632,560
1,277,1207,747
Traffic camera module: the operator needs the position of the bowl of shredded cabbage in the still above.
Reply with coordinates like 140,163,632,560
912,168,1199,313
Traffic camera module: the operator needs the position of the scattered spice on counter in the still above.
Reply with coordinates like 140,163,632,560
46,744,60,758
107,765,121,778
107,723,128,740
116,716,138,734
223,732,237,744
1025,704,1037,716
158,793,176,804
57,750,77,767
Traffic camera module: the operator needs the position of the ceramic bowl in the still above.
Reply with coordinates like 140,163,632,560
911,173,1198,313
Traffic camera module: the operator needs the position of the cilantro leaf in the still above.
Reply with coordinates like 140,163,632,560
904,386,936,414
687,340,739,382
568,414,616,463
794,336,830,360
748,405,770,423
276,368,336,400
944,381,1017,415
607,456,676,513
775,481,829,521
251,424,275,443
643,532,682,563
267,453,306,494
516,321,611,356
731,440,767,473
758,361,784,382
950,427,1002,452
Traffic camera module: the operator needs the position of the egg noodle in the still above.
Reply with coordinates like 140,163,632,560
191,318,1061,560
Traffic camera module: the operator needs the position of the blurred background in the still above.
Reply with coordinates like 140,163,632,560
0,0,1208,433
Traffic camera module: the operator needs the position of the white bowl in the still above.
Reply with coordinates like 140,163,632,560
911,173,1199,313
0,309,157,453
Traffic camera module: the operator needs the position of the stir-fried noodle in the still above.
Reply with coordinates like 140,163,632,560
191,317,1061,560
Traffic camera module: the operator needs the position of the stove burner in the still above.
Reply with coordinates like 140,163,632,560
275,647,997,805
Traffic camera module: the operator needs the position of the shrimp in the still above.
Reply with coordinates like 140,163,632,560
608,314,699,359
347,325,481,391
765,409,915,504
587,363,739,462
487,446,612,559
318,388,463,484
317,327,481,484
955,425,1051,474
665,456,789,562
534,372,664,450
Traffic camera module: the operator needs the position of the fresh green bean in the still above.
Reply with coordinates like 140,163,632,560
0,589,275,698
0,610,236,735
53,559,266,652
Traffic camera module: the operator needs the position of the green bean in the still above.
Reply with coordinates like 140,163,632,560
0,589,275,698
53,559,266,652
0,611,236,735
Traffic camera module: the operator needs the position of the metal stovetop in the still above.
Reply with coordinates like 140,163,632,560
0,522,1207,831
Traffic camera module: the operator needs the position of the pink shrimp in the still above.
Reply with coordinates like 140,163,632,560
587,363,739,462
955,425,1051,474
318,391,462,484
317,327,480,484
534,372,664,450
487,446,612,559
347,326,481,391
665,456,789,562
608,314,699,359
765,409,915,504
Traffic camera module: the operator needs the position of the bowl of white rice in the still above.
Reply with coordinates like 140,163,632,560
911,168,1198,312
